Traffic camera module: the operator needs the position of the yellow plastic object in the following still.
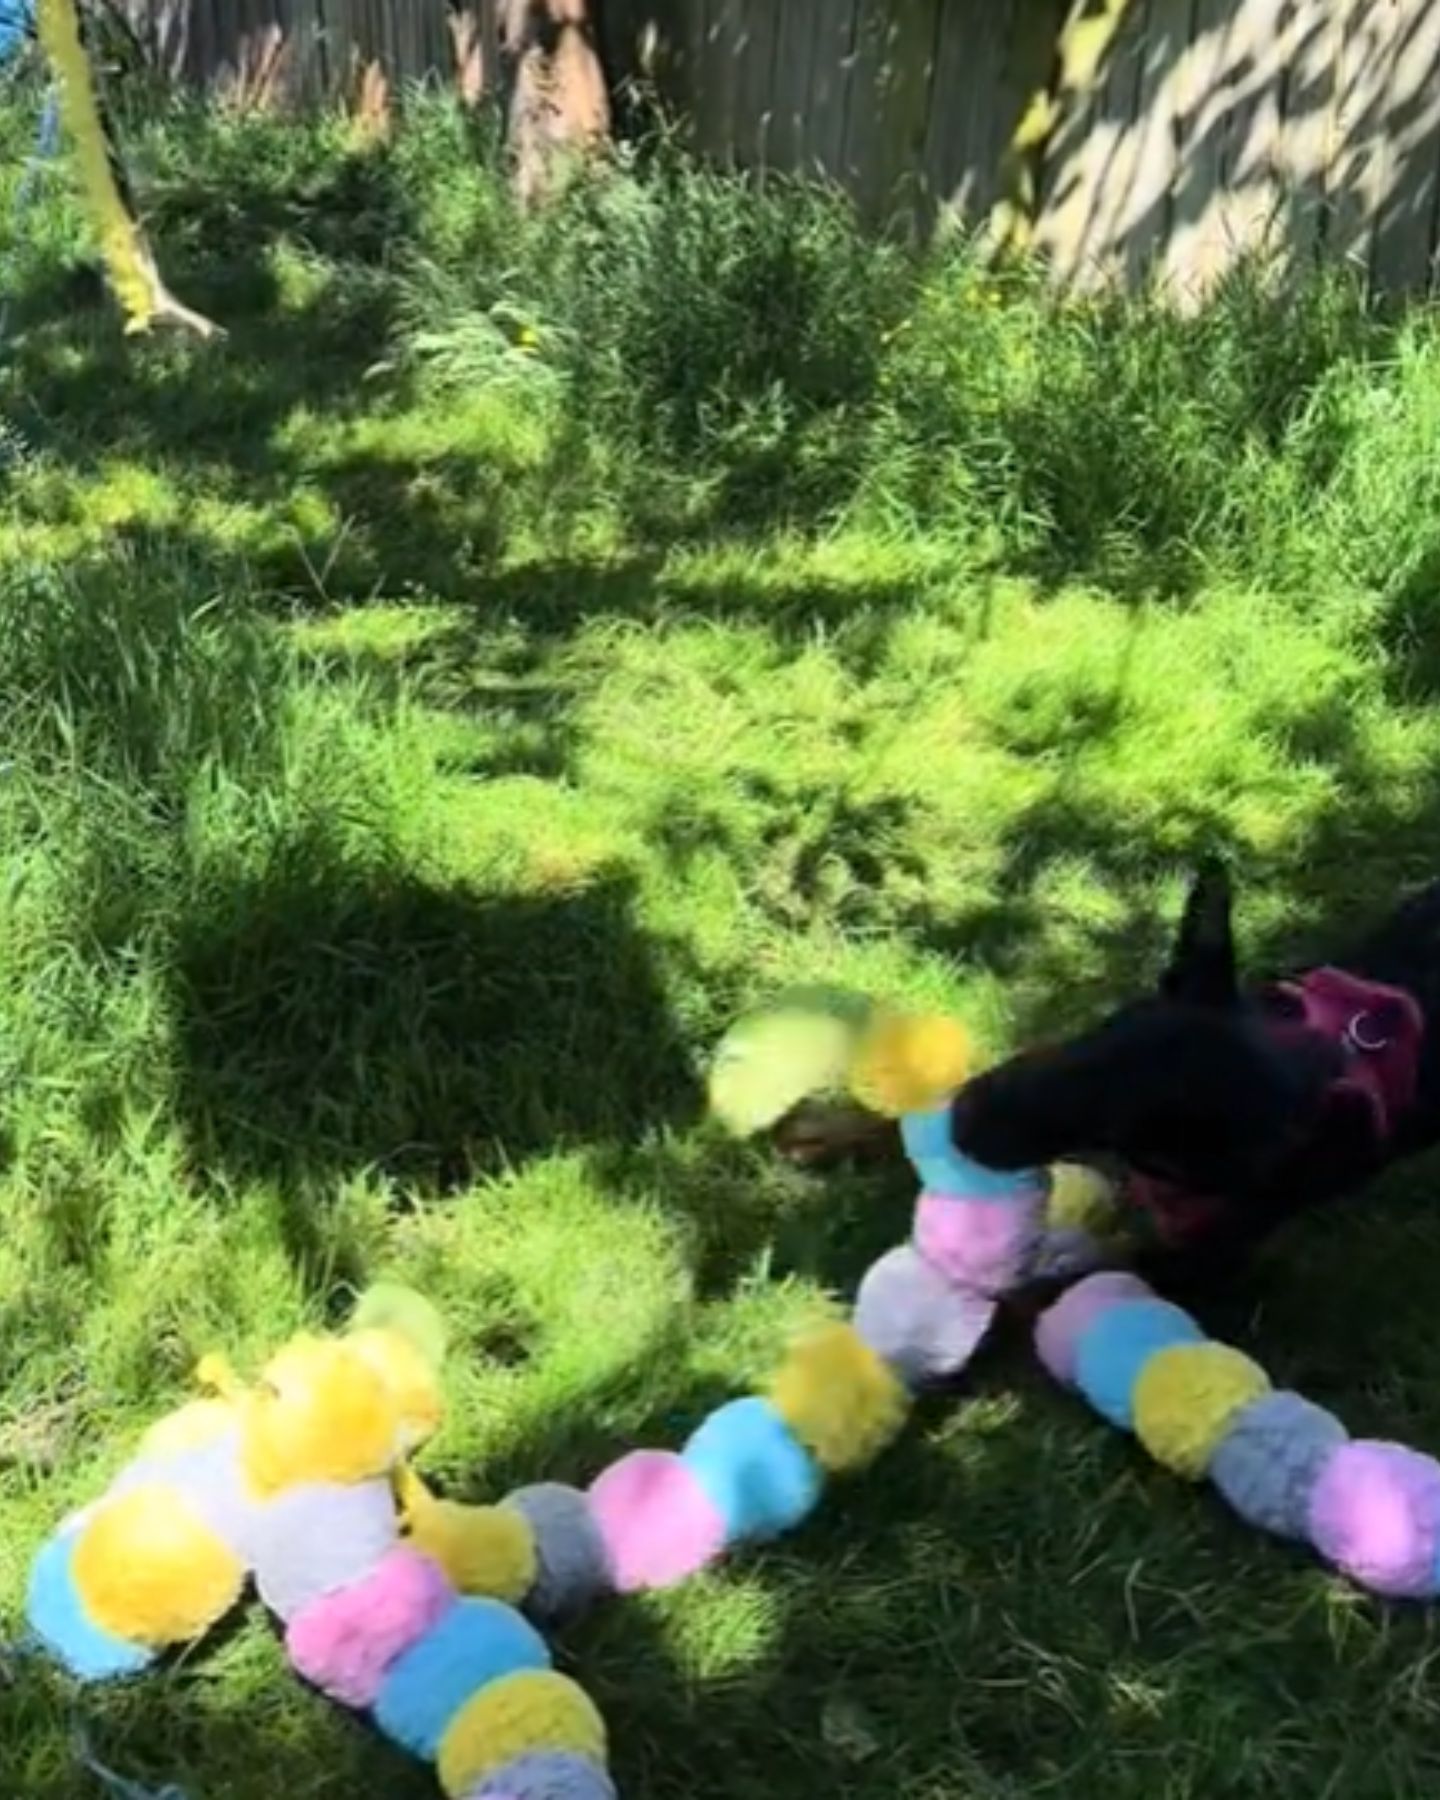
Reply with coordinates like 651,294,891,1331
71,1485,244,1644
770,1322,909,1473
350,1283,448,1371
401,1472,537,1604
239,1335,405,1494
35,0,155,332
848,1011,972,1118
437,1669,608,1797
709,998,870,1137
1132,1342,1271,1479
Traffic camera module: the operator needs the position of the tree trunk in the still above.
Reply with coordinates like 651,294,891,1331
500,0,612,208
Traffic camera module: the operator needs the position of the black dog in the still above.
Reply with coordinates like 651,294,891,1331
780,862,1440,1294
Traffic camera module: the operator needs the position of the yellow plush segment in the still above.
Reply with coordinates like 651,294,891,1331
709,1009,863,1137
72,1485,243,1645
138,1397,235,1462
196,1352,245,1399
1048,1163,1126,1238
402,1477,537,1604
769,1322,909,1472
437,1670,607,1797
1132,1342,1271,1480
347,1327,443,1451
848,1011,972,1117
239,1335,401,1494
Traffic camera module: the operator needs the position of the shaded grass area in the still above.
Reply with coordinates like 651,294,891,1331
5,76,1440,1800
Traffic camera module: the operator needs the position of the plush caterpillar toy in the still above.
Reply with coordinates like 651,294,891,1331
311,998,1122,1611
1036,1271,1440,1598
27,1286,615,1800
709,989,1440,1602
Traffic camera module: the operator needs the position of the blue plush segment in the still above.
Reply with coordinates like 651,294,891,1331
1209,1390,1348,1540
26,1531,153,1683
373,1596,551,1760
900,1107,1039,1198
1072,1299,1206,1430
682,1397,822,1544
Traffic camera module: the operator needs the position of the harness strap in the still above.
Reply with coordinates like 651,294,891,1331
1127,967,1425,1246
1259,966,1423,1139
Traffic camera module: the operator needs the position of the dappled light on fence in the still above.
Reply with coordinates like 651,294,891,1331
104,0,1440,294
1036,0,1440,298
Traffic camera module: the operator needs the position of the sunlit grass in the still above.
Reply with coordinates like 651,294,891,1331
4,76,1440,1800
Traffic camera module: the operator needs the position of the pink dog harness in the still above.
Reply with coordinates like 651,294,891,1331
1128,967,1425,1244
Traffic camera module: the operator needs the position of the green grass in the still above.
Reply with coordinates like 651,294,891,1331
7,71,1440,1799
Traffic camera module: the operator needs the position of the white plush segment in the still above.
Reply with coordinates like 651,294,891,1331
250,1477,399,1621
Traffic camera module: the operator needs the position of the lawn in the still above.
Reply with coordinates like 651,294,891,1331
5,76,1440,1800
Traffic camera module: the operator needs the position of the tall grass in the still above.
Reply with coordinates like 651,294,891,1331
331,96,1430,603
5,80,1440,600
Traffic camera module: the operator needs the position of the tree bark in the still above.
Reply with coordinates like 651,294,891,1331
499,0,612,208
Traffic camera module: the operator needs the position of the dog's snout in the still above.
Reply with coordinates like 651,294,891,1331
949,1080,1032,1169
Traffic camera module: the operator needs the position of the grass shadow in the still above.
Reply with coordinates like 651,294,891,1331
168,862,699,1214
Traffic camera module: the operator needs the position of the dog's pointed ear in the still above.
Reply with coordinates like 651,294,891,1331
1162,857,1238,1007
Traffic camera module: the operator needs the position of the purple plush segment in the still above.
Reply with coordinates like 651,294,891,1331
1309,1440,1440,1597
286,1546,453,1709
912,1191,1044,1295
1033,1272,1153,1386
1071,1297,1206,1430
1207,1390,1348,1540
463,1753,617,1800
853,1244,998,1386
504,1484,612,1622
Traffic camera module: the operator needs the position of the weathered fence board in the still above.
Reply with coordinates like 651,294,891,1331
1161,0,1251,295
1366,0,1440,290
98,0,1440,295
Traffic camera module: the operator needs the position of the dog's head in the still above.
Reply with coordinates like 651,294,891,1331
951,861,1343,1195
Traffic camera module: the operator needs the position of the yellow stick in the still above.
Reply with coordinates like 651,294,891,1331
34,0,221,338
35,0,155,330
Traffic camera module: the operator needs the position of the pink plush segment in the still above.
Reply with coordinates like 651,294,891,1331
1308,1440,1440,1598
588,1451,726,1592
912,1191,1042,1295
1034,1271,1153,1385
286,1546,454,1708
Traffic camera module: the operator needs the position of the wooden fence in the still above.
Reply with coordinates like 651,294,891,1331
102,0,1440,296
105,0,482,105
